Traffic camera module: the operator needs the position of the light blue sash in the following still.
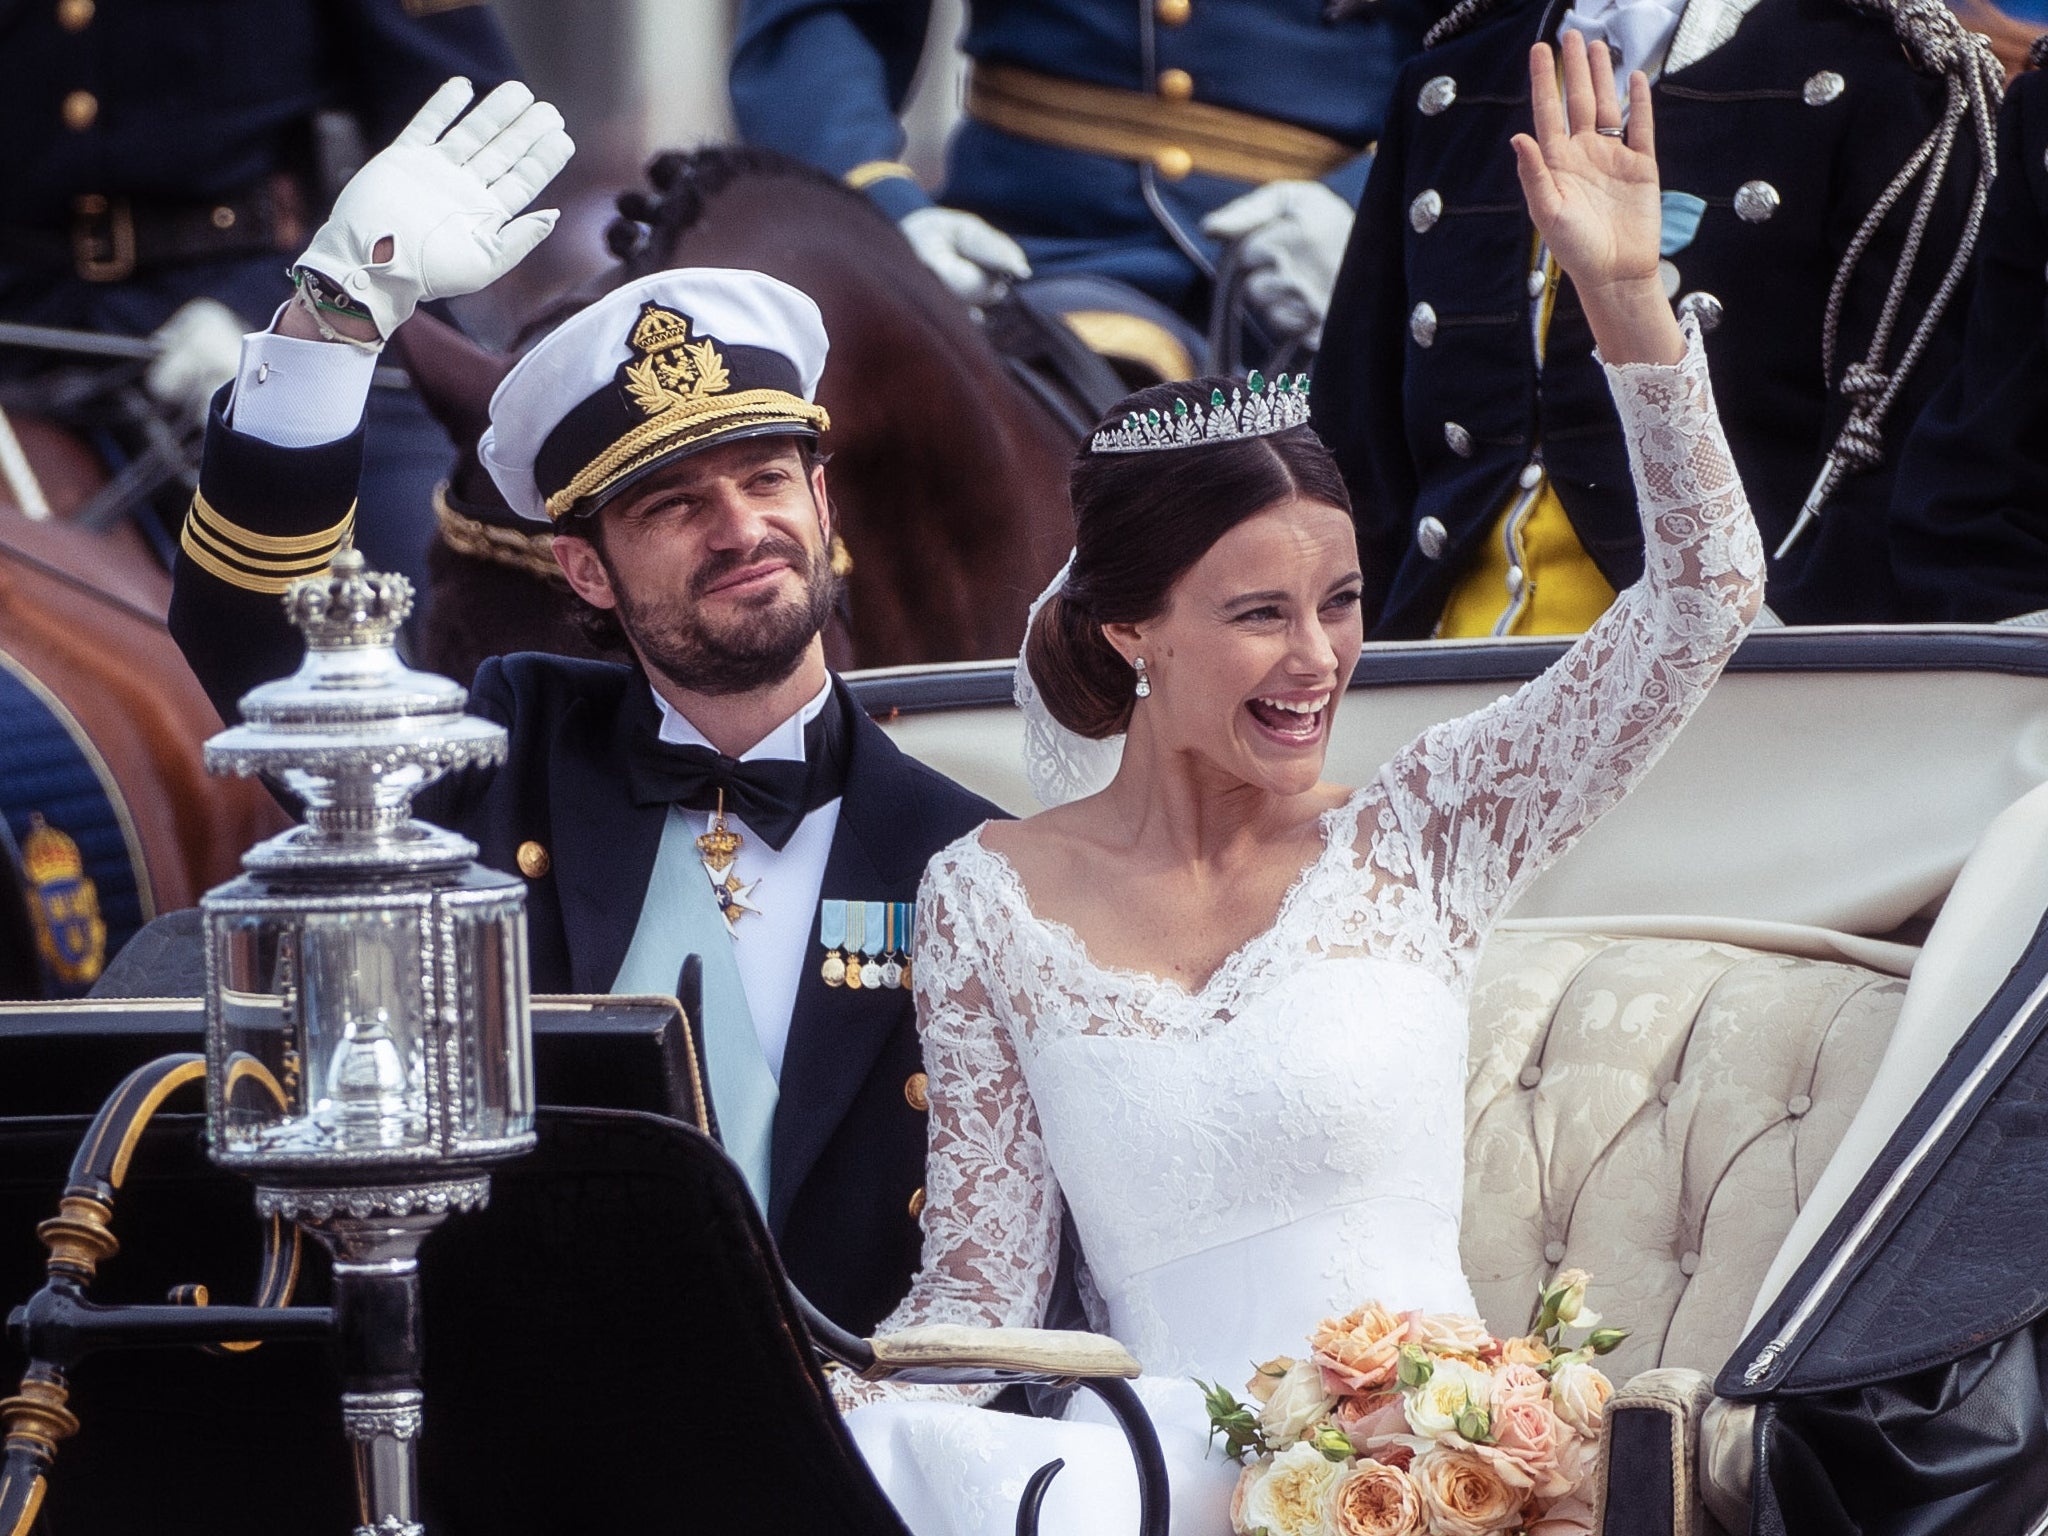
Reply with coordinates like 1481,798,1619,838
612,805,778,1205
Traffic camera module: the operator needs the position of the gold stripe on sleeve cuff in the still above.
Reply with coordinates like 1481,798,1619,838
844,160,920,191
188,488,356,556
180,496,355,595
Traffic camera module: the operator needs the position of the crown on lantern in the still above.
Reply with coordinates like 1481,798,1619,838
283,546,414,649
1089,370,1313,455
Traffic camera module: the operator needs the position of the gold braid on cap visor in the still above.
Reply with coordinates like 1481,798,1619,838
542,389,833,522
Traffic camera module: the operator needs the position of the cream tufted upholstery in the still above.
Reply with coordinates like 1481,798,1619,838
1460,929,1906,1386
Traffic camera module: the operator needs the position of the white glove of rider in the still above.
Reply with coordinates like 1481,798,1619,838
1199,180,1355,349
294,77,575,340
900,206,1033,307
145,297,246,426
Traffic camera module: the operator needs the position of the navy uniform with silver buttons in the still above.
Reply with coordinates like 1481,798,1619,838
1889,65,2048,620
1312,0,1981,636
0,0,516,588
729,0,1429,315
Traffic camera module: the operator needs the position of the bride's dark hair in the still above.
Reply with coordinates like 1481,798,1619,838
1026,376,1353,740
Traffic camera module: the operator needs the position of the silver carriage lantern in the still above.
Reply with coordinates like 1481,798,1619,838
198,547,532,1536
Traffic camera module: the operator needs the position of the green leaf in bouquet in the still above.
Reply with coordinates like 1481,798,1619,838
1311,1423,1355,1463
1199,1379,1269,1464
1396,1343,1435,1391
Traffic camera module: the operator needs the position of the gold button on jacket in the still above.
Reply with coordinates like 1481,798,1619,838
1156,0,1192,24
908,1187,927,1219
57,0,95,30
903,1072,930,1112
1157,68,1194,102
515,840,551,879
62,90,98,131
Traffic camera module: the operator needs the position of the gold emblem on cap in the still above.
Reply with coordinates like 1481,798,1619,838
623,304,732,419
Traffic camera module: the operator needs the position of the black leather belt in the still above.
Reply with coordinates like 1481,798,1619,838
0,174,310,283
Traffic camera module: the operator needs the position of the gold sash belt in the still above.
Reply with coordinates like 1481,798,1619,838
965,62,1360,185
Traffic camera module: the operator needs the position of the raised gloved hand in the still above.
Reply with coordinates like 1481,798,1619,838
900,206,1033,307
1199,180,1355,349
145,297,246,426
294,77,575,340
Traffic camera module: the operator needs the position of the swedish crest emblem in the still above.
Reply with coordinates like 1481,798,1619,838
622,303,732,419
21,812,106,986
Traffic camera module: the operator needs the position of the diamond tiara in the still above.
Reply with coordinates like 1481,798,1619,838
1089,370,1313,455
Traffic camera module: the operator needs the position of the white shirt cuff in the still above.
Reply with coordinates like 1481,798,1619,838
225,320,378,449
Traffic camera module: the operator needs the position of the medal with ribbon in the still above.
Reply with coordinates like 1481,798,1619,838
819,898,848,987
697,789,759,933
843,900,867,990
880,903,904,990
860,901,887,989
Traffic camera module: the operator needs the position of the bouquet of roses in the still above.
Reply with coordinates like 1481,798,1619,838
1202,1271,1625,1536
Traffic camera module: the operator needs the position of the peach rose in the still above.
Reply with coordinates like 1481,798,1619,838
1313,1303,1410,1393
1241,1442,1349,1536
1549,1360,1614,1438
1407,1311,1493,1358
1498,1334,1554,1367
1329,1460,1426,1536
1335,1391,1411,1455
1490,1363,1549,1414
1230,1462,1263,1535
1413,1445,1526,1536
1526,1492,1598,1536
1491,1395,1574,1499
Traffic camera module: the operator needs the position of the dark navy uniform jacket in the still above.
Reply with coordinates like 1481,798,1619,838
1312,0,1975,636
729,0,1428,312
1888,69,2048,621
0,0,514,326
168,404,1001,1337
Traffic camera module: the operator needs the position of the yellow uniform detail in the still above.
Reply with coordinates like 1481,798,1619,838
1436,220,1617,637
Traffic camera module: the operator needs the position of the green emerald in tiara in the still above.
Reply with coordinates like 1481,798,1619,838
1089,370,1316,456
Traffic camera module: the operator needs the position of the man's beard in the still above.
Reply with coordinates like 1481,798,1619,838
603,533,839,697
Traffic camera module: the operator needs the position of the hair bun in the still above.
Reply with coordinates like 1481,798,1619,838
1023,589,1134,741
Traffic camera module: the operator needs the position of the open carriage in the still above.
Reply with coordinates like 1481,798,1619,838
8,620,2048,1535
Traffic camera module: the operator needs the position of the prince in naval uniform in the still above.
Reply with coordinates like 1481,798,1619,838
166,80,1000,1336
729,0,1429,360
1311,0,1998,637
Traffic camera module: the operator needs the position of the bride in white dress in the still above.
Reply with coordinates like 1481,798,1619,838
839,34,1765,1536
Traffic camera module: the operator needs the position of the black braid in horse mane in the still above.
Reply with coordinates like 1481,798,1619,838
602,145,860,279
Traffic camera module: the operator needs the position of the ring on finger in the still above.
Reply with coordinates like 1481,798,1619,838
1594,124,1626,136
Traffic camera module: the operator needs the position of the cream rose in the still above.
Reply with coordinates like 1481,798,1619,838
1498,1334,1554,1367
1242,1442,1348,1536
1312,1303,1410,1393
1549,1360,1614,1438
1329,1459,1427,1536
1408,1311,1494,1358
1413,1445,1526,1536
1248,1357,1297,1407
1259,1358,1340,1446
1403,1357,1494,1441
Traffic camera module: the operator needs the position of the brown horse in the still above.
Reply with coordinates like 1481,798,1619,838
408,146,1080,686
0,418,286,997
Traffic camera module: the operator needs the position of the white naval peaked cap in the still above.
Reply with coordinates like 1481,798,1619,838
480,267,832,524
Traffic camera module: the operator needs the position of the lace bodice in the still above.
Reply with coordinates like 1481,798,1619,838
837,317,1764,1408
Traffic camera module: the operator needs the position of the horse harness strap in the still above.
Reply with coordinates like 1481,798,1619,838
965,63,1363,186
0,174,310,284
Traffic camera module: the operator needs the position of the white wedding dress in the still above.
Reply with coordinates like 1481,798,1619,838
840,318,1766,1536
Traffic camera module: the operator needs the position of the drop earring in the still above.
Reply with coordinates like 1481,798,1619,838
1133,657,1152,699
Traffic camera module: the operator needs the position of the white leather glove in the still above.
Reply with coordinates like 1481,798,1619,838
900,206,1033,307
294,77,575,340
1200,180,1355,348
145,297,245,426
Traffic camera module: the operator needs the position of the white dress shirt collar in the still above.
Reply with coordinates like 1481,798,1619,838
652,676,835,761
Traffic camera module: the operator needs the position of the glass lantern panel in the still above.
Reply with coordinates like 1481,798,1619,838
292,908,432,1155
212,912,299,1149
453,899,532,1144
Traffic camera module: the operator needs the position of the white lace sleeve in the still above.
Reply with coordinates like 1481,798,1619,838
832,842,1061,1410
1380,314,1765,955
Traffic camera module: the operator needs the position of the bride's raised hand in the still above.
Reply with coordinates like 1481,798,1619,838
1511,32,1684,365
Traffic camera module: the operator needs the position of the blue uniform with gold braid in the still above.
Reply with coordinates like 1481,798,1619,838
729,0,1429,316
0,0,516,590
1312,0,1983,636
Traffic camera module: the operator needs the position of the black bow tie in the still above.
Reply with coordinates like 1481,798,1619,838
624,689,850,850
